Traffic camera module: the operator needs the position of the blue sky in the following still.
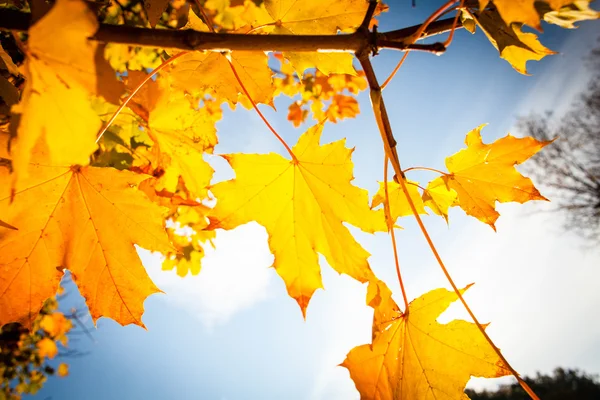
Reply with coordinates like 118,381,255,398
33,2,600,399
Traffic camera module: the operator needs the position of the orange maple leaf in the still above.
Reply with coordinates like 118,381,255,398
480,0,576,30
169,10,274,106
0,155,172,328
208,124,386,315
442,124,551,229
36,338,58,360
343,279,511,399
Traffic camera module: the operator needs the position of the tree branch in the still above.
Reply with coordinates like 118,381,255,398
0,9,461,53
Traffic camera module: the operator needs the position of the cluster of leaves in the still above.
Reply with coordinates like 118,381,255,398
0,297,70,400
0,0,598,398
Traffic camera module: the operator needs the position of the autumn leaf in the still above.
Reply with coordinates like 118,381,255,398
371,179,426,227
422,177,458,223
0,155,172,328
169,10,274,106
342,279,510,399
208,124,386,314
442,124,550,229
480,0,575,30
36,338,58,359
287,101,308,127
542,1,600,29
474,9,556,74
10,0,102,185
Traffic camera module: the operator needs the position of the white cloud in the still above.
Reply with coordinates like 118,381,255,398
141,223,274,329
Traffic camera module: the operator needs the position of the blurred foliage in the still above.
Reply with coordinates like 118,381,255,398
0,296,71,400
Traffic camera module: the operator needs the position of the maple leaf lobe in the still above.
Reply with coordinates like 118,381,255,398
209,125,385,315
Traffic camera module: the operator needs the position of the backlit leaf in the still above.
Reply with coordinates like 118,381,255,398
36,338,58,359
11,0,102,185
208,124,386,315
343,279,511,399
480,0,574,30
0,155,172,328
474,9,556,74
169,11,274,106
442,124,550,229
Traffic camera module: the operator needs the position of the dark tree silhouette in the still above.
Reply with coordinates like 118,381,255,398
466,368,600,400
518,43,600,241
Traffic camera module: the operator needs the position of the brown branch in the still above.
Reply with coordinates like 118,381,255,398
0,9,461,53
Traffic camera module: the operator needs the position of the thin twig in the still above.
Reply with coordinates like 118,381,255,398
227,56,296,161
403,166,448,175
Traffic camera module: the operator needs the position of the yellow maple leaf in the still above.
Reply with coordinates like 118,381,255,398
170,10,274,106
0,156,172,328
342,279,510,399
422,177,458,223
371,179,426,227
474,9,556,74
37,338,58,359
480,0,574,30
442,124,550,229
11,0,102,185
208,125,386,314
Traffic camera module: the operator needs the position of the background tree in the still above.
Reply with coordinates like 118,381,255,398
466,368,600,400
518,42,600,241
